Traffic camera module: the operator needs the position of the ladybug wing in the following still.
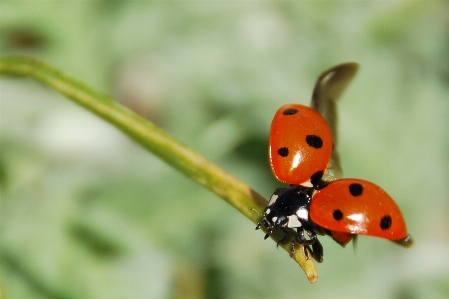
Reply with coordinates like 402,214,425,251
310,179,409,242
310,63,359,182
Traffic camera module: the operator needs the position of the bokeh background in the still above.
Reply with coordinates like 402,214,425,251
1,1,449,299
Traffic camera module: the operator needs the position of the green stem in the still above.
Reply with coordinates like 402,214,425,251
0,56,317,283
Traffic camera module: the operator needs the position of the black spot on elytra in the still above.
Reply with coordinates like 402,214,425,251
380,215,392,230
310,171,324,187
333,209,343,221
277,147,289,157
283,108,298,115
349,183,363,197
306,135,323,149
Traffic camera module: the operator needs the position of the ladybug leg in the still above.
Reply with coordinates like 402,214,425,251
296,228,316,246
254,219,274,240
272,228,299,257
310,238,324,263
279,231,296,258
290,238,296,257
264,227,272,240
278,234,298,258
300,240,324,263
254,218,269,231
302,244,313,260
304,229,324,262
295,228,325,262
275,227,291,248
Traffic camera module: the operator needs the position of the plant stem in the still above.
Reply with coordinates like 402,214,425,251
0,56,318,283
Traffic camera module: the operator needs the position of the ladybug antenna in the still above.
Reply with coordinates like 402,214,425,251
248,207,263,217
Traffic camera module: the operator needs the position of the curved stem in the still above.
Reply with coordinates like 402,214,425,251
0,56,317,283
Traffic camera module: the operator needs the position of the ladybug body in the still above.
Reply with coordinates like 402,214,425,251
257,180,412,260
254,62,412,263
256,185,328,262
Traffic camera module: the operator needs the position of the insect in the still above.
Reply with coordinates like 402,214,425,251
254,63,413,262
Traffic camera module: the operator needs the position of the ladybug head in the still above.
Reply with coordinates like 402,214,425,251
251,186,313,240
264,207,288,228
251,207,288,240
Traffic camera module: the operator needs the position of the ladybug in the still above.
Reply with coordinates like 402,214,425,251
254,63,412,262
256,180,412,262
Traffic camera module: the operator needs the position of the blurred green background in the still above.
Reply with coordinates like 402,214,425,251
1,1,449,299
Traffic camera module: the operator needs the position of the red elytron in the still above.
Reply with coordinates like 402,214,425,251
269,104,332,187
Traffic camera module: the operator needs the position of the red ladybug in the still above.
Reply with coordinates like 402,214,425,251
255,63,412,262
